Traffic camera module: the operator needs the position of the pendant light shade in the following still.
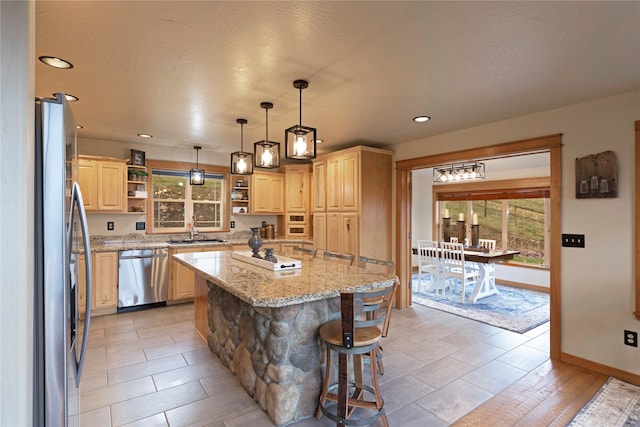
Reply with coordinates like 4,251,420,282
230,118,254,175
254,102,280,169
190,146,205,185
285,80,317,160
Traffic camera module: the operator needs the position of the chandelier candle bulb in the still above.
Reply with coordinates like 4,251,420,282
459,213,464,221
472,213,478,225
444,208,450,218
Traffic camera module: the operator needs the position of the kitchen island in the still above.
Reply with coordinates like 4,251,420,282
172,250,398,426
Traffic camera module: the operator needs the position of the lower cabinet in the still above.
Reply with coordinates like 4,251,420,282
325,212,358,257
92,251,119,315
169,246,228,303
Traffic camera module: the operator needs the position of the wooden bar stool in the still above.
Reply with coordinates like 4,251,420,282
316,283,397,427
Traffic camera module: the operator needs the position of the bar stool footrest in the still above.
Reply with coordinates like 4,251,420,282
319,382,385,426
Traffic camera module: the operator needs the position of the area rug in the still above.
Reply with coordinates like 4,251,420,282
411,275,549,333
568,377,640,426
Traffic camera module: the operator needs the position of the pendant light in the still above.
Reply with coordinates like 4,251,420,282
254,102,280,169
230,118,254,175
190,146,205,185
285,79,317,160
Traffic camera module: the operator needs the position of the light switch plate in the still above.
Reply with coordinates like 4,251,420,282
230,221,235,229
135,222,145,230
107,221,114,231
562,234,585,248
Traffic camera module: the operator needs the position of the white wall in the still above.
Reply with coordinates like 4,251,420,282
396,90,640,376
0,2,34,424
78,137,279,238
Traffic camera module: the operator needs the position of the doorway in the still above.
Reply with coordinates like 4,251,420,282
395,134,562,360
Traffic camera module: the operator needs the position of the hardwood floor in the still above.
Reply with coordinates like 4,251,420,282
80,302,603,426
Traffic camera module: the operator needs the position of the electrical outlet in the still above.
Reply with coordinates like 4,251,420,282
561,234,585,248
107,221,114,231
230,220,235,229
624,330,638,347
135,222,145,230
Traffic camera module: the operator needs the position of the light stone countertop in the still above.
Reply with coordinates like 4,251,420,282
90,238,312,253
173,250,399,308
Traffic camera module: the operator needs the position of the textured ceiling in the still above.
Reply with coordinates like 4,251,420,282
35,1,640,159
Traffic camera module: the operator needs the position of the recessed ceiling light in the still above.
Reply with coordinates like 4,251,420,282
137,133,153,139
413,116,431,123
54,93,79,102
76,125,83,129
39,56,73,69
316,139,324,144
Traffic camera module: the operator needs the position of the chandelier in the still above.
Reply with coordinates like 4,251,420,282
433,162,485,182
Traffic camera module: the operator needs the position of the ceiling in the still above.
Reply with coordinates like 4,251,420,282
35,1,640,159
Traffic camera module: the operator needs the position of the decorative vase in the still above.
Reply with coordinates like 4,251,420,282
263,248,277,263
248,227,263,258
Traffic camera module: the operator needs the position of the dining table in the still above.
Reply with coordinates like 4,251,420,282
412,247,520,303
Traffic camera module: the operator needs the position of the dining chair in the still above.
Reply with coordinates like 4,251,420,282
416,240,441,295
449,237,459,243
323,251,355,266
478,239,496,250
474,238,497,281
291,245,318,259
315,283,397,427
440,241,479,303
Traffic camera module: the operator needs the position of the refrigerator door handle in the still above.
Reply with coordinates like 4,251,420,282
70,181,92,386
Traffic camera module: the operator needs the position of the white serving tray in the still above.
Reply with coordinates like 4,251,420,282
232,250,302,271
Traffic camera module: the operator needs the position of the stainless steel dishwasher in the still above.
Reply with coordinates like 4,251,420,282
118,248,168,312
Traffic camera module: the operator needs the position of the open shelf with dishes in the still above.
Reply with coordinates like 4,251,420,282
231,175,250,215
127,165,148,214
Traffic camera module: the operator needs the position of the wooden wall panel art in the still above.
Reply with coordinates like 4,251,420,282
575,150,617,199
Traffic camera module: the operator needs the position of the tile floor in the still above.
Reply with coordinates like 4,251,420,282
80,302,550,426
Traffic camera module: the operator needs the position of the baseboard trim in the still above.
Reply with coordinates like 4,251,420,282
495,279,550,293
561,352,640,386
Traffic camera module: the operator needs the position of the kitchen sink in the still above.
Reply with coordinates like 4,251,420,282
167,238,226,244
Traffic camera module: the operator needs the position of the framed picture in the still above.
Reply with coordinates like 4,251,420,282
131,149,146,166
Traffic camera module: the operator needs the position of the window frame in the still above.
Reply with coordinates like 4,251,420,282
432,177,551,267
145,159,231,234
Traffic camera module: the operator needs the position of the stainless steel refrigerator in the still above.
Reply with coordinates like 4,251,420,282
34,93,92,426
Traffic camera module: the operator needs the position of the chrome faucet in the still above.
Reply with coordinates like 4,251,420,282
190,216,199,240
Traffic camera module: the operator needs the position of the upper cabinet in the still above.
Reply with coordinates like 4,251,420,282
312,160,326,212
250,171,284,215
285,165,310,212
230,171,285,215
326,150,359,211
280,165,312,238
75,156,127,213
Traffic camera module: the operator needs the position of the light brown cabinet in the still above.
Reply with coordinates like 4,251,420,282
169,246,229,302
233,172,284,215
312,146,393,262
281,165,312,238
251,172,284,214
325,212,358,256
75,156,126,212
92,251,119,315
312,161,326,212
326,151,358,211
